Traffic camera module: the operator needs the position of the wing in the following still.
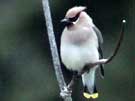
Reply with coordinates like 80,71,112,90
92,26,103,45
92,26,104,78
98,46,104,78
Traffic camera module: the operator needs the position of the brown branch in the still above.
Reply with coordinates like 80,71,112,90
80,20,126,74
95,20,126,66
105,20,126,64
91,20,126,66
42,0,72,100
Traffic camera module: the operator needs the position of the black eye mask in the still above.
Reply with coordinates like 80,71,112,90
69,12,81,22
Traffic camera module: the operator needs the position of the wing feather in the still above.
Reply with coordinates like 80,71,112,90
92,26,104,78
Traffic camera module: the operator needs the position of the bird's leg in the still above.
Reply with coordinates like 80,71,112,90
78,65,90,75
67,72,79,90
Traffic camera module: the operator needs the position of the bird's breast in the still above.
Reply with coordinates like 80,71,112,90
60,26,99,71
62,27,98,46
60,43,99,71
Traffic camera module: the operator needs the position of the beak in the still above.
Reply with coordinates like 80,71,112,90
61,18,70,23
60,18,72,26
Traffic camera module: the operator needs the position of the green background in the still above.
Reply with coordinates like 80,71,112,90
0,0,134,101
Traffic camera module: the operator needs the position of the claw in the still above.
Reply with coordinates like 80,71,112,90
60,86,72,98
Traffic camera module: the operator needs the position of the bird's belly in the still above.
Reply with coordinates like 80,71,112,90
60,44,99,71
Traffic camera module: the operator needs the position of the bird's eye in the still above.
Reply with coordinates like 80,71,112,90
69,12,81,22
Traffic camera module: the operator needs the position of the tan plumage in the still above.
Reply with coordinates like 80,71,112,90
60,6,103,99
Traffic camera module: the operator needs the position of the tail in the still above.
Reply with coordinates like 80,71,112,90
82,67,99,99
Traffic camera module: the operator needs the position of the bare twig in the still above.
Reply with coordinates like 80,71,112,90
80,20,126,74
90,20,126,66
105,20,126,63
42,0,72,101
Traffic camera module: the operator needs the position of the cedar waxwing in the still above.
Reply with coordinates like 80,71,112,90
60,6,104,99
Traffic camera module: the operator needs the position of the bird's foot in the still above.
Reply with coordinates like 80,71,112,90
60,86,72,98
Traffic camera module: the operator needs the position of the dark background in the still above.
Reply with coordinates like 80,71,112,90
0,0,134,101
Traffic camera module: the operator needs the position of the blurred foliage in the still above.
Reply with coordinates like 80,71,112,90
0,0,134,101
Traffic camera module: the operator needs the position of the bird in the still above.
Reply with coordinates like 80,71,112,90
60,6,104,99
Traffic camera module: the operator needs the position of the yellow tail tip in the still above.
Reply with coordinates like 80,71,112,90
83,92,99,99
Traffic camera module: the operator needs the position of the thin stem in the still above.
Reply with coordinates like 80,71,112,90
92,20,126,65
105,20,126,64
81,20,126,74
42,0,72,101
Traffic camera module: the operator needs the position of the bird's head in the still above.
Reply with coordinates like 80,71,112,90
61,6,87,27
